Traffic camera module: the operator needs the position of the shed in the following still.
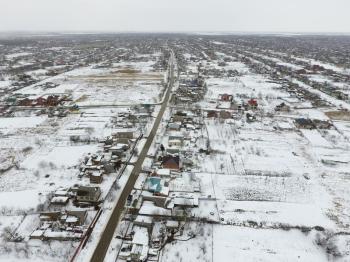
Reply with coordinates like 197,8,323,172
165,220,179,229
134,215,154,228
50,196,69,205
161,155,180,170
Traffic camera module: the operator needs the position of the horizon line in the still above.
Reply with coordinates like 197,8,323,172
0,30,350,36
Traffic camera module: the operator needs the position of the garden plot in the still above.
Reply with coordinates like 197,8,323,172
205,119,309,176
301,130,332,148
21,144,98,169
322,172,350,229
197,153,236,175
204,78,241,100
0,190,43,212
203,76,283,104
214,52,250,73
0,116,47,129
317,147,350,168
201,115,336,228
0,80,11,90
42,83,79,95
238,74,287,100
160,222,213,262
16,55,165,106
213,226,327,262
319,129,348,148
296,108,330,120
309,146,350,229
190,200,220,222
74,80,163,106
0,215,23,234
213,172,333,228
333,121,350,140
0,96,133,217
215,174,312,203
57,107,127,139
195,173,216,197
217,200,333,228
236,138,308,176
0,239,77,262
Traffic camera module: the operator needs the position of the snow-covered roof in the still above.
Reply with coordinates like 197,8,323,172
165,220,179,228
132,226,149,245
156,168,171,177
135,215,153,225
139,201,171,216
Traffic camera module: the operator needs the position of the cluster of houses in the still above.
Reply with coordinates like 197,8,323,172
29,186,100,241
80,130,136,184
29,130,137,241
173,74,206,105
244,52,349,105
17,94,68,107
283,82,329,108
75,130,136,198
236,53,329,108
30,210,88,241
294,118,334,130
113,111,151,129
2,92,72,117
115,108,209,261
113,62,215,260
206,92,260,123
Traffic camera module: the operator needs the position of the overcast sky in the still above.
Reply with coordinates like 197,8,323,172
0,0,349,33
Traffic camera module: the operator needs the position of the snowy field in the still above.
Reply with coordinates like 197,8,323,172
213,226,327,262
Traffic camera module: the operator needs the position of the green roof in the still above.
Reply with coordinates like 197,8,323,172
147,177,162,193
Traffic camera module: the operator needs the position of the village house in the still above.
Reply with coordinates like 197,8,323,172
75,186,101,204
18,97,33,106
39,210,87,227
207,110,218,118
296,69,308,75
172,111,187,122
82,155,103,173
113,130,134,139
130,226,149,261
246,112,256,122
275,102,291,112
109,143,129,159
145,177,170,197
116,137,131,147
88,170,103,184
161,155,180,170
294,118,315,129
219,93,233,102
168,137,183,148
168,122,181,131
30,210,87,241
247,99,258,110
313,119,333,129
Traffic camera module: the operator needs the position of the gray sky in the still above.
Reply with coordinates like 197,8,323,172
0,0,349,32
